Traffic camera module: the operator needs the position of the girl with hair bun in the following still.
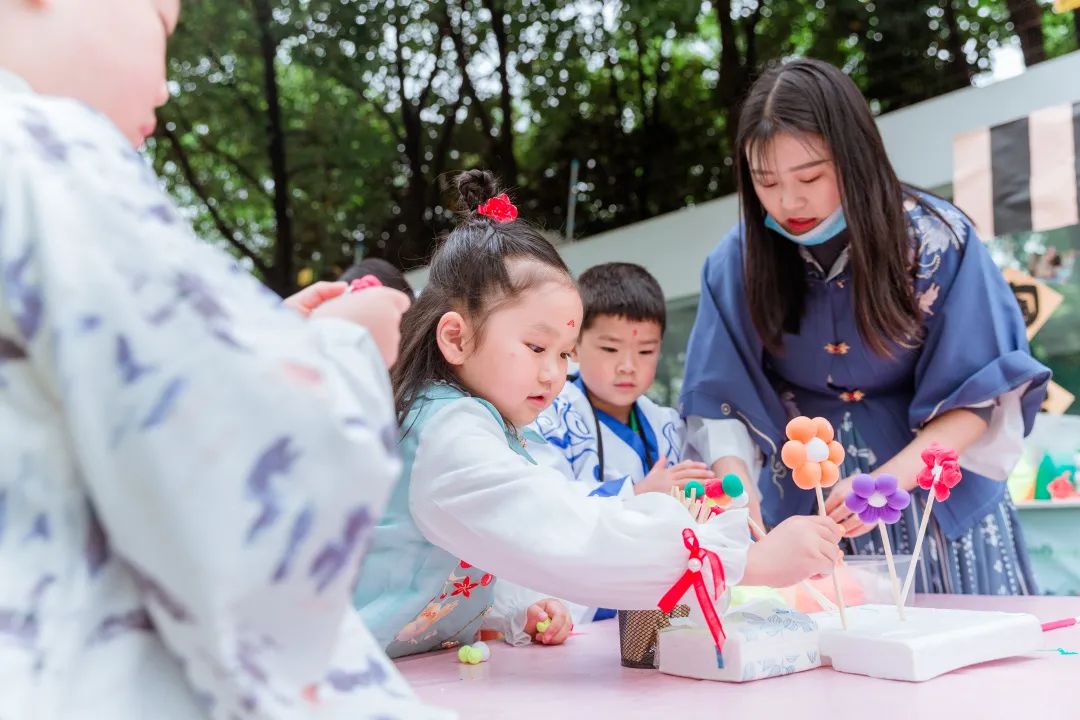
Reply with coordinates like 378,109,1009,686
354,170,842,658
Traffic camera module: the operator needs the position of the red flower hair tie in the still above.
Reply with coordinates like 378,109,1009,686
477,193,518,223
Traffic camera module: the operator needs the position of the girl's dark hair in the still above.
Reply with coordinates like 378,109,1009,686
735,58,922,357
392,169,573,423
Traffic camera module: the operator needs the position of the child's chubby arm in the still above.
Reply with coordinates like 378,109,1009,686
742,515,844,587
407,398,753,612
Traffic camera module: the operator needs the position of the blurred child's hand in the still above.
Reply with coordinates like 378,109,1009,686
311,287,411,368
283,281,347,317
523,599,572,645
742,515,842,588
634,456,713,495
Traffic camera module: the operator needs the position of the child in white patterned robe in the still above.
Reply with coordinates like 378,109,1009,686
0,1,446,718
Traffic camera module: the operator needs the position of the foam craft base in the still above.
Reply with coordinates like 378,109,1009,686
657,604,822,683
815,604,1043,682
657,603,1042,684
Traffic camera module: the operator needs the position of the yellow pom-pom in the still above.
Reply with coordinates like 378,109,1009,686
535,619,551,634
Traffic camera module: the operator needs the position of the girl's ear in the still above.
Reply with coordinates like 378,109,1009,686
436,311,470,366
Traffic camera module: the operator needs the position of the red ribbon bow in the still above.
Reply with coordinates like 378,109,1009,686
476,193,518,222
658,528,727,652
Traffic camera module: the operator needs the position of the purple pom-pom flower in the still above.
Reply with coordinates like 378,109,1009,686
844,473,910,525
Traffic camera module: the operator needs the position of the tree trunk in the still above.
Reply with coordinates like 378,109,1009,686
482,0,519,188
1004,0,1047,67
942,0,974,89
713,0,745,148
632,24,651,220
251,0,295,294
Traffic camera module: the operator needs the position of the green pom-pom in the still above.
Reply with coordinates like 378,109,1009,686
458,646,472,663
722,474,744,498
535,619,552,634
684,480,705,499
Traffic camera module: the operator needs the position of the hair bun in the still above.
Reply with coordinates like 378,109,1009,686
455,169,500,213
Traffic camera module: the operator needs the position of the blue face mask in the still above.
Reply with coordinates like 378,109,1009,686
764,205,847,246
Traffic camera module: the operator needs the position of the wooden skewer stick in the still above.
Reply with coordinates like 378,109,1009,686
815,484,848,629
899,493,936,606
878,521,906,621
900,464,942,606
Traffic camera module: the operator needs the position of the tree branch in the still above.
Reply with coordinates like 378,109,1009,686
443,0,496,141
202,48,264,123
431,91,464,189
164,104,271,201
327,67,406,146
161,126,271,276
417,20,450,112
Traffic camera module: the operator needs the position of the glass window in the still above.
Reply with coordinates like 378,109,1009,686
987,223,1080,414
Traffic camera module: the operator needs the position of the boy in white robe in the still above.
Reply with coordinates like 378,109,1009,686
530,263,716,622
532,263,713,500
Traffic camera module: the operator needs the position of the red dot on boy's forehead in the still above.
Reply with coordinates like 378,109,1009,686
632,328,638,336
567,319,575,327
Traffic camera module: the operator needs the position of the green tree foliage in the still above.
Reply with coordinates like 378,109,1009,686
149,0,1080,294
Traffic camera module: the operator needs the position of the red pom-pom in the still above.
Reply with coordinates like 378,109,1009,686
919,443,962,501
705,480,726,499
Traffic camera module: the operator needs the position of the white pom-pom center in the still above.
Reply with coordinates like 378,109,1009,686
806,437,829,463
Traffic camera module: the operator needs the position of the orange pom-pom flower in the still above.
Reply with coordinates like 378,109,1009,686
781,416,845,490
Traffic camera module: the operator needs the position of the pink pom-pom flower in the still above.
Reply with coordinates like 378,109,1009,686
915,444,962,502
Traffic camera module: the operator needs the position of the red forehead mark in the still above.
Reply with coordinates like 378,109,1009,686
567,319,575,327
632,328,638,337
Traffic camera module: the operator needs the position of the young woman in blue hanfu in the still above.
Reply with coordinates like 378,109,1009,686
680,59,1050,595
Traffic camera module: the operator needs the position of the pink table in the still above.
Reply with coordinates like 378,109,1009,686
397,595,1080,719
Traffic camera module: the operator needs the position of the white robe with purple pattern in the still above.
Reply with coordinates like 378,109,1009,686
0,70,448,719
